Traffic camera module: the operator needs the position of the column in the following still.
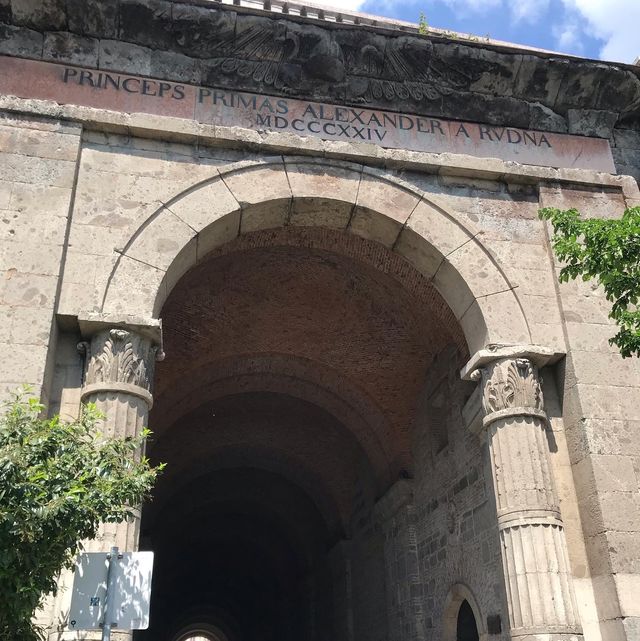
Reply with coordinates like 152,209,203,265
78,324,162,553
49,320,162,641
462,346,582,641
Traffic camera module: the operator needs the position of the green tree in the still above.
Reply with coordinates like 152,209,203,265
539,206,640,358
0,391,163,641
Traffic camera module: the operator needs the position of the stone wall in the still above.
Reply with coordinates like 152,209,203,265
0,0,639,183
411,344,506,641
0,112,81,405
2,2,640,639
1,114,636,639
540,184,640,640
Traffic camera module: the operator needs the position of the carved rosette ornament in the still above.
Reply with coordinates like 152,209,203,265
463,346,582,640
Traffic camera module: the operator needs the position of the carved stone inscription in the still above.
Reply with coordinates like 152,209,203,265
0,55,616,172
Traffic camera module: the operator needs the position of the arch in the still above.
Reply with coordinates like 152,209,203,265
101,157,530,353
151,353,396,484
174,625,230,641
442,584,487,641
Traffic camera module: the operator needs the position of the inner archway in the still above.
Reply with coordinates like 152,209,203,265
457,601,480,641
136,225,474,641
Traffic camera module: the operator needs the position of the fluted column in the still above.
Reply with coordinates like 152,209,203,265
462,346,582,641
48,320,163,641
78,325,162,553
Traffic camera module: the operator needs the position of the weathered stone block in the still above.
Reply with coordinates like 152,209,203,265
166,176,239,234
574,455,638,496
614,127,640,149
0,126,77,162
0,271,58,308
596,68,640,115
11,0,65,31
612,147,640,182
0,23,42,57
0,0,11,23
351,172,420,248
124,207,195,272
98,39,152,76
171,3,235,59
0,238,62,275
567,350,640,388
528,103,567,133
43,32,99,67
567,109,618,139
118,0,173,51
67,0,118,39
149,49,200,85
513,56,568,105
0,342,47,382
0,153,76,187
434,43,521,98
441,91,531,129
0,179,11,209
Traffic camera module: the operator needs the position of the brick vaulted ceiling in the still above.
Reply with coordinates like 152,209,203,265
148,227,467,537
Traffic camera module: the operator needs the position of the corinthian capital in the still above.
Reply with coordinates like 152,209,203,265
477,357,543,414
77,316,164,408
461,344,557,429
79,328,159,392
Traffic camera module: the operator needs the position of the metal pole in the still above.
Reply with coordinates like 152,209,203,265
101,547,119,641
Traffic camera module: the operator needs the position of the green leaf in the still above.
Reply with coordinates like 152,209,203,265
0,391,164,640
539,206,640,359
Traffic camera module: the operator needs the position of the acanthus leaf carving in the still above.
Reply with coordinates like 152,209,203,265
480,357,544,415
79,328,159,392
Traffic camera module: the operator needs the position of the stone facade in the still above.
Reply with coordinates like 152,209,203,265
1,1,640,640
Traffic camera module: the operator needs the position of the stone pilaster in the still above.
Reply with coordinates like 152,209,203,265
462,346,582,641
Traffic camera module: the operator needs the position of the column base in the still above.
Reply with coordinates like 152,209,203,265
50,631,132,641
510,625,583,640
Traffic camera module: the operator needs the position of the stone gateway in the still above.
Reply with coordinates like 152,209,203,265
1,1,639,641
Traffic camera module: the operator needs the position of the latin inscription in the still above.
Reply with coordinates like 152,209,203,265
0,56,616,172
61,67,553,150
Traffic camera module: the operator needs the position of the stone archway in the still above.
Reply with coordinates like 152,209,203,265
99,157,530,354
133,220,476,641
442,584,487,641
69,158,581,641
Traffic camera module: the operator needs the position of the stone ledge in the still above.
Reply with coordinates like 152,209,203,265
0,95,635,196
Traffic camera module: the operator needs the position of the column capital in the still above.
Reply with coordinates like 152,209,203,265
461,345,557,431
460,344,555,381
77,315,164,408
77,313,163,349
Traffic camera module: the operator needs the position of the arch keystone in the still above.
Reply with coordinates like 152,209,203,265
220,160,293,233
284,158,362,228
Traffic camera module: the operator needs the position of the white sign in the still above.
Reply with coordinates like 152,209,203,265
68,551,154,631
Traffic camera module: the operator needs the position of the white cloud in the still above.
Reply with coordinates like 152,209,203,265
318,0,639,63
561,0,640,62
317,0,367,11
511,0,551,23
553,21,584,54
438,0,502,13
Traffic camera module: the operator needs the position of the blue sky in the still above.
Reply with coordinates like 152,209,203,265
327,0,639,64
